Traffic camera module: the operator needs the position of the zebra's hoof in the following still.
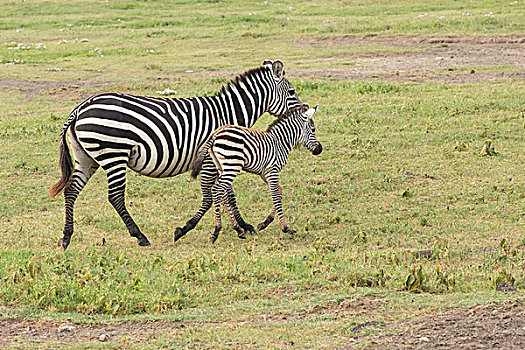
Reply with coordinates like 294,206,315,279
137,237,151,246
238,231,246,239
233,226,244,236
59,238,68,251
210,235,218,244
283,227,296,235
257,222,267,232
174,227,185,243
59,237,71,251
243,224,257,235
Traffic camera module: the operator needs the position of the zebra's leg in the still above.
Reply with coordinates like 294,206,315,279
102,161,151,247
61,162,99,250
211,170,240,243
174,158,217,242
224,189,246,239
256,174,277,232
257,205,276,232
224,186,257,238
264,169,295,235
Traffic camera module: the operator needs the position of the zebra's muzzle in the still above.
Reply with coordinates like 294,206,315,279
312,144,323,155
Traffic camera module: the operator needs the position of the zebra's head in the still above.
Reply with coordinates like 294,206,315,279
298,105,323,156
264,60,302,116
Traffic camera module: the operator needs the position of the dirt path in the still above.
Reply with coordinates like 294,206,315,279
355,300,525,349
2,300,525,348
0,317,182,347
1,35,523,98
291,35,525,83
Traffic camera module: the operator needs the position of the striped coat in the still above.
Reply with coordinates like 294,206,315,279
49,60,302,249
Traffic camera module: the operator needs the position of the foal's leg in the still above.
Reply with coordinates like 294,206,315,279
174,157,248,242
225,186,256,237
257,205,276,232
174,158,217,242
264,169,295,235
256,174,279,232
211,169,241,243
224,188,246,239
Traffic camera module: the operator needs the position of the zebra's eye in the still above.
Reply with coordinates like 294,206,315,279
288,88,295,95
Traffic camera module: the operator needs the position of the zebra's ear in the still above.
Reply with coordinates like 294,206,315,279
263,60,272,67
305,105,319,119
272,60,284,79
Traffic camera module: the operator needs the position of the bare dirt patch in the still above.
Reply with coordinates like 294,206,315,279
0,80,112,101
3,299,524,348
1,35,522,98
0,317,182,347
291,35,525,83
357,300,525,349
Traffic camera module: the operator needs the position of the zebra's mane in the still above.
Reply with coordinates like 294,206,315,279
266,105,309,132
219,66,269,96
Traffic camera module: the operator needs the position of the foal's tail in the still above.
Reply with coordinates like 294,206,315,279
191,134,216,179
48,113,76,198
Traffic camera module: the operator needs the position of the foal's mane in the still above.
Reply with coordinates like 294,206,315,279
266,105,309,132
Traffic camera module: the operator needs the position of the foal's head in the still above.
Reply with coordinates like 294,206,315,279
297,104,322,156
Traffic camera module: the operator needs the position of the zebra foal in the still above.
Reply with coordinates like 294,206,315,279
48,60,302,250
185,104,322,243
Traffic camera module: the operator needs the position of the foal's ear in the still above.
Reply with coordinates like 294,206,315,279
305,104,319,119
272,60,284,79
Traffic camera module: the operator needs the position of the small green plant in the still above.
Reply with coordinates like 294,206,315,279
404,264,427,291
435,265,455,290
353,230,367,243
491,268,516,289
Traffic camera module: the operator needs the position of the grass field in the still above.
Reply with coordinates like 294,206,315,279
1,0,524,348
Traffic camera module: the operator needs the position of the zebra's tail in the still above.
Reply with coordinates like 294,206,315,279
48,113,76,198
191,135,215,179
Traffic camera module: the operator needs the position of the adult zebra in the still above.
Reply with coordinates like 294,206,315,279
49,60,302,250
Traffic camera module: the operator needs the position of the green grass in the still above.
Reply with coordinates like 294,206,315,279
0,0,524,348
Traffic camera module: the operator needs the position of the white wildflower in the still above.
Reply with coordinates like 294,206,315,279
89,47,103,56
156,88,177,96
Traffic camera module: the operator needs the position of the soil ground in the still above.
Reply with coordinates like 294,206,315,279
291,35,525,83
358,300,525,349
2,300,524,348
1,35,523,97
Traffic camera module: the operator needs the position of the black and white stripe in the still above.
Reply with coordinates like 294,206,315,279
49,60,302,250
176,104,322,243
